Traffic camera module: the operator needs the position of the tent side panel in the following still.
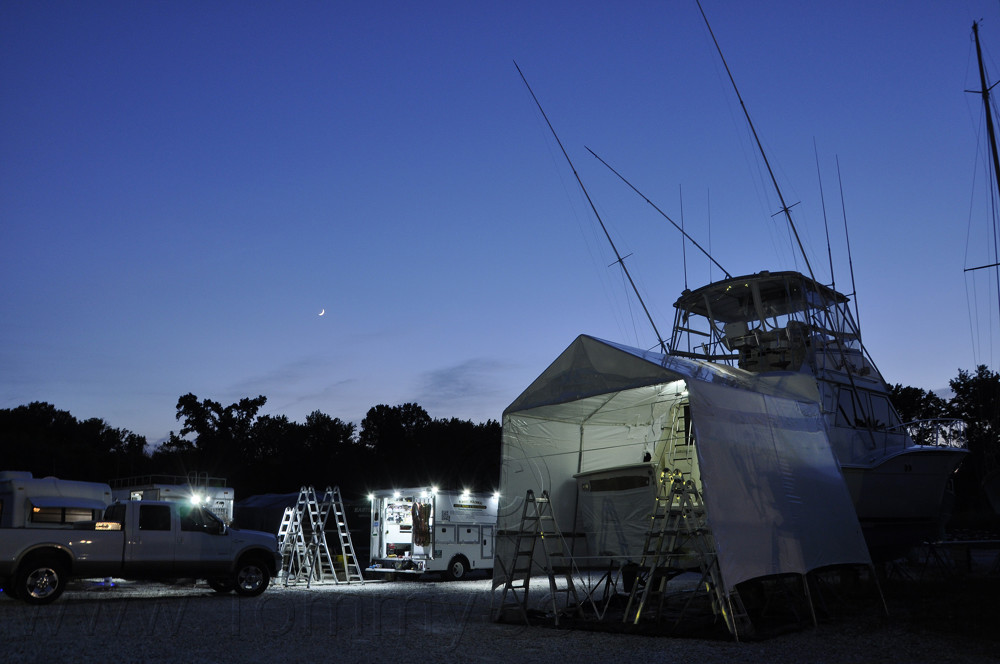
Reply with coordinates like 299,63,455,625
494,413,583,587
689,381,871,589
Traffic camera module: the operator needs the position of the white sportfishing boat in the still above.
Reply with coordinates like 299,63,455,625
505,7,968,570
669,270,967,559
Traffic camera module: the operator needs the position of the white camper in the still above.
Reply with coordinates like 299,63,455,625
368,487,497,580
110,474,235,523
0,471,112,528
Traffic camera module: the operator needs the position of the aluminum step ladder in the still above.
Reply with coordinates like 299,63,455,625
307,486,338,583
494,490,591,626
328,486,365,583
623,469,753,639
277,488,314,586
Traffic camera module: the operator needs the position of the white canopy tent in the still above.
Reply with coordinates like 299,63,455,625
495,334,872,598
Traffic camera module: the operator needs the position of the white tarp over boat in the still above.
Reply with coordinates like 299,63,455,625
495,334,871,593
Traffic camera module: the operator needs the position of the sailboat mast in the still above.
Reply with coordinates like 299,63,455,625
969,21,1000,321
974,22,1000,209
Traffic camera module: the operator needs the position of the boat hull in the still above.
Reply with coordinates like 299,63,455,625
843,447,967,560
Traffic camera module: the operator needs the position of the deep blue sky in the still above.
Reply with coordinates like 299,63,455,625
3,1,1000,444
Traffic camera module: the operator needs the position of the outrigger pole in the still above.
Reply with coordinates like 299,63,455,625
696,0,817,284
515,61,670,354
585,146,732,279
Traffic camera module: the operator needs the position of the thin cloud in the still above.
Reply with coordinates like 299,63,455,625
415,358,516,422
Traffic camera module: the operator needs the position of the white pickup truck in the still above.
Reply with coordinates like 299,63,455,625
0,499,280,604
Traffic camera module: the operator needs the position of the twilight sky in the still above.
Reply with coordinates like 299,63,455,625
3,0,1000,445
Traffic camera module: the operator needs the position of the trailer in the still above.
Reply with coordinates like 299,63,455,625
0,471,112,528
368,488,497,580
110,474,235,523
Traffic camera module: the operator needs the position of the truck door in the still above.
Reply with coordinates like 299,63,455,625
481,525,494,559
125,503,175,575
174,504,231,577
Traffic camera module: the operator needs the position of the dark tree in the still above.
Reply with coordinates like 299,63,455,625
0,402,150,481
169,393,267,477
949,366,1000,512
889,384,950,423
359,403,431,461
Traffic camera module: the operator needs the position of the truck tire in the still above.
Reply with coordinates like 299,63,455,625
15,555,68,605
233,557,270,597
443,555,469,581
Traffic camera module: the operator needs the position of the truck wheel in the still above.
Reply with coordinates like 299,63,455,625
233,558,270,597
15,556,68,605
207,577,236,594
443,555,469,581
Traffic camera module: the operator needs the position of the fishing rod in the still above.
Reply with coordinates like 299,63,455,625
514,61,670,354
696,0,817,284
586,146,732,279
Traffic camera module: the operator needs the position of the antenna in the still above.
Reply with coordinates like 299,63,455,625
514,61,669,353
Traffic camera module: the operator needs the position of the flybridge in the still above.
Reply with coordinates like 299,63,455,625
669,270,869,377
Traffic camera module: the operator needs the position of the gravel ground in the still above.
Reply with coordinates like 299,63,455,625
0,574,996,664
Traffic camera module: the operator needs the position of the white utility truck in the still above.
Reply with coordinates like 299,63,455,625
368,487,497,580
0,470,112,528
0,498,279,604
111,474,235,523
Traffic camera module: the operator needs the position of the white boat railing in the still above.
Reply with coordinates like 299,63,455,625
888,418,968,449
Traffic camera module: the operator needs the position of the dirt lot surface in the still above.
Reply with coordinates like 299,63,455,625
1,571,997,664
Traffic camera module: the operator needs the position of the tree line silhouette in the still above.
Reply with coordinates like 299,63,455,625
0,396,501,500
1,364,998,522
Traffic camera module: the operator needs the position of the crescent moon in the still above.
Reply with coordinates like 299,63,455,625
318,309,325,316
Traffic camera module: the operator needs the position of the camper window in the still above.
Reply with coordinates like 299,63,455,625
30,506,98,525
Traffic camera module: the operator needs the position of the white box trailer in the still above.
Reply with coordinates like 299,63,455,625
368,487,497,580
110,474,235,523
0,470,112,528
